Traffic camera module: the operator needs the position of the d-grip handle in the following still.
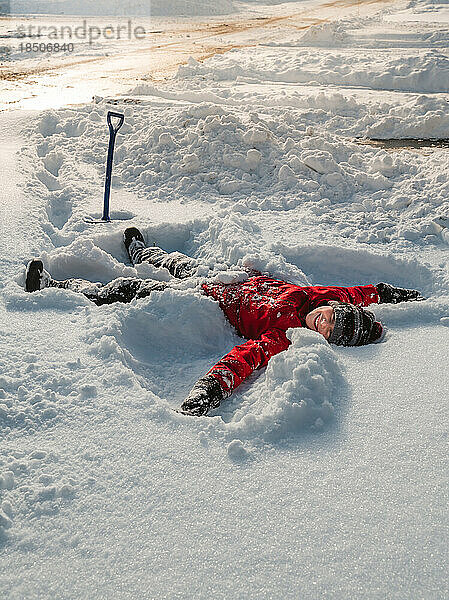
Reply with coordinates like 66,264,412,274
102,111,125,221
107,111,125,135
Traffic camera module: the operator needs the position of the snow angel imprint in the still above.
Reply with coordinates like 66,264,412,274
24,227,424,416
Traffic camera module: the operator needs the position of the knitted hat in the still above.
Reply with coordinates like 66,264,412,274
327,303,383,346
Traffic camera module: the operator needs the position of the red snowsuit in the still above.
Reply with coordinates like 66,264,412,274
201,276,379,396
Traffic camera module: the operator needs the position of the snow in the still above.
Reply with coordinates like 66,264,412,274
1,0,449,598
387,0,449,23
225,328,341,440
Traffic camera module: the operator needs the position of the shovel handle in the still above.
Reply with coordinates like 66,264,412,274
102,112,125,221
107,111,125,136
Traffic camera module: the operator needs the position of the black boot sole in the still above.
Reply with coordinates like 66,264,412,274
123,227,145,254
25,259,44,292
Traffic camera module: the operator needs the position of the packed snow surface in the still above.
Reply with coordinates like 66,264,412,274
1,1,448,599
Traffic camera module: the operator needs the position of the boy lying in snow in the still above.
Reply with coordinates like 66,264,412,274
25,227,424,416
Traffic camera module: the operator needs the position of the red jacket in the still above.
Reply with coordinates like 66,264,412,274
201,276,379,395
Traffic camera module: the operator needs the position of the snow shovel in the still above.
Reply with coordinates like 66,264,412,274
85,111,125,223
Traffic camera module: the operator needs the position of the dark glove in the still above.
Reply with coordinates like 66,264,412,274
180,375,225,417
376,282,425,304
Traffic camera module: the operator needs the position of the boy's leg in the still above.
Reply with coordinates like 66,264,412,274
26,258,167,305
133,247,197,279
124,227,197,279
49,277,167,306
48,277,105,304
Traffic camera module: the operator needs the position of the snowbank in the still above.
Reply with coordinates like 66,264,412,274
225,328,342,442
294,21,349,46
26,98,449,257
178,46,449,94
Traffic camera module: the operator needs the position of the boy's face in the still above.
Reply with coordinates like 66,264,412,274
305,305,335,340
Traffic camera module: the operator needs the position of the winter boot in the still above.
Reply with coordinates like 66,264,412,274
123,227,145,262
25,259,51,292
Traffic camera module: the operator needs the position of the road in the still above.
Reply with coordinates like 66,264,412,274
0,0,400,110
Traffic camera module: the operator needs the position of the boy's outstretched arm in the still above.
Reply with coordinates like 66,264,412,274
321,283,424,307
375,282,425,304
180,329,290,416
